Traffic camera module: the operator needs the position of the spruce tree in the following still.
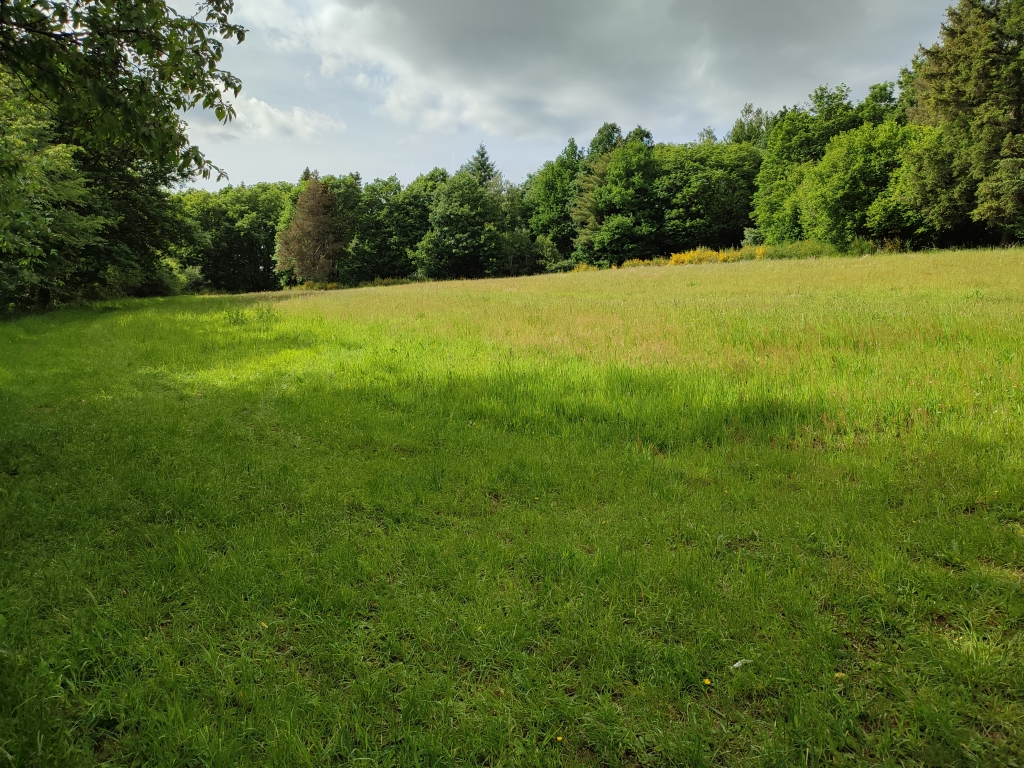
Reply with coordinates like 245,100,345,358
908,0,1024,242
276,173,340,282
463,144,498,185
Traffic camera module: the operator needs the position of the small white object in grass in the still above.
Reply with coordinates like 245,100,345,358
733,659,753,669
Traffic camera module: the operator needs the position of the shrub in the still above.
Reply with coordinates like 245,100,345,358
665,241,849,265
621,258,669,268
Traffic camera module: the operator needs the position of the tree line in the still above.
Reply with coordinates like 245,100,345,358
2,0,1023,308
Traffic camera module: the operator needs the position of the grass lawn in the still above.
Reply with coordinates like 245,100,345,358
2,250,1024,766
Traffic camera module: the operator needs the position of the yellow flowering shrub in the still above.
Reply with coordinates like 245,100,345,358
621,258,669,268
669,248,745,264
569,242,848,272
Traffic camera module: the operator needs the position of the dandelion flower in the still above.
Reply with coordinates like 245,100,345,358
703,678,711,685
556,736,563,742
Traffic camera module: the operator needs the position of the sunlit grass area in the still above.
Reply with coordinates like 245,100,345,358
2,250,1024,766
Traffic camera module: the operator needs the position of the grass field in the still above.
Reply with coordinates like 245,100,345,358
2,250,1024,766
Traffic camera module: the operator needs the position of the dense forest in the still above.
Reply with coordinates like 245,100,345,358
2,0,1024,309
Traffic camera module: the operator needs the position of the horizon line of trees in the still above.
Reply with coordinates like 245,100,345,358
4,0,1024,308
173,0,1024,293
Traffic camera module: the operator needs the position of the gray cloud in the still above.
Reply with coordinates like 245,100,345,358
239,0,947,135
190,0,951,185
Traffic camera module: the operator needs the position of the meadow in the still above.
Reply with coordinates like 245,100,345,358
1,250,1023,766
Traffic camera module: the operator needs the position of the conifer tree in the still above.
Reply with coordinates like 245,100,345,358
906,0,1024,242
463,144,498,185
276,173,339,282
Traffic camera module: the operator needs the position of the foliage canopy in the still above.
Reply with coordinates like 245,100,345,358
0,0,244,178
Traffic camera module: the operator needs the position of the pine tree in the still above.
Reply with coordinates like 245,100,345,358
462,144,498,185
276,172,339,281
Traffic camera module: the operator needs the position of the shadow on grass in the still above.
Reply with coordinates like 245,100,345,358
2,295,1023,767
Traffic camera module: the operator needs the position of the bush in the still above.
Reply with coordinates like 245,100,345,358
620,258,669,268
159,257,206,295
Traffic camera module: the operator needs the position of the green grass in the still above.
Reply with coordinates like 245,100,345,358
2,250,1024,766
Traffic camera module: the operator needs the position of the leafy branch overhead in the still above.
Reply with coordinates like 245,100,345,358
0,0,245,178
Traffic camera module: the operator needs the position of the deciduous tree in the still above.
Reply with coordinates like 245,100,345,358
411,171,500,280
525,139,583,268
0,0,244,178
176,183,291,293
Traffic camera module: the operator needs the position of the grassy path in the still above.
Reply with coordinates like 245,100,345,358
2,251,1023,765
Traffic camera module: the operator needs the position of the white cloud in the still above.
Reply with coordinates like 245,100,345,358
233,94,346,139
189,93,345,144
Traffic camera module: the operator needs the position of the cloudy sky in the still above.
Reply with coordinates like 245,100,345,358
186,0,952,188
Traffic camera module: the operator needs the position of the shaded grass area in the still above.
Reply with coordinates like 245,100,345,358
1,250,1024,766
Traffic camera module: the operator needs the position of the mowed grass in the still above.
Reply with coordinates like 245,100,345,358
2,251,1024,767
